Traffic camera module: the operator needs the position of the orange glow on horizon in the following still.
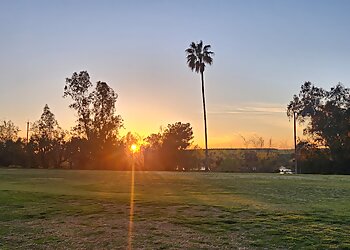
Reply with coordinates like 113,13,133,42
17,109,299,150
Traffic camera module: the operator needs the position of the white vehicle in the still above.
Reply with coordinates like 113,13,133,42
279,166,293,174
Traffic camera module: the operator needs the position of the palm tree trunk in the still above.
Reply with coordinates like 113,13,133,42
201,71,209,171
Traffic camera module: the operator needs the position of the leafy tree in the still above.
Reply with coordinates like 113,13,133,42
64,137,91,169
0,139,26,167
0,120,19,142
123,132,141,151
63,71,93,140
144,122,194,170
90,81,123,147
296,140,332,174
64,72,123,141
186,41,214,171
63,71,123,168
121,132,143,170
162,122,194,170
145,132,163,150
162,122,194,151
33,105,61,138
287,82,350,173
0,120,25,167
29,105,66,168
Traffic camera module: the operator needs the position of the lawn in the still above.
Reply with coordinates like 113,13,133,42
0,169,349,249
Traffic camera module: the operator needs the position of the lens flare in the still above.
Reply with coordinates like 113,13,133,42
128,145,136,249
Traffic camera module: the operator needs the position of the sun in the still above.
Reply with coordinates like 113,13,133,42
130,144,137,152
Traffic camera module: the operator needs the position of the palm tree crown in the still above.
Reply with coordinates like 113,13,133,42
185,40,214,73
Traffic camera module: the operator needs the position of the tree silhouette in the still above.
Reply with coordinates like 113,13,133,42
144,122,194,171
30,104,66,168
186,40,214,171
162,122,194,151
64,71,124,169
0,120,19,142
287,82,350,172
64,71,123,143
91,81,123,146
64,71,93,140
0,120,25,167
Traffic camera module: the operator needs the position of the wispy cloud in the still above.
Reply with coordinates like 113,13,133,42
208,103,286,115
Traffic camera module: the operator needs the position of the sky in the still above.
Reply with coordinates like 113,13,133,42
1,0,350,148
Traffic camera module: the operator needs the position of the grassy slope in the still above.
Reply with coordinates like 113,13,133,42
0,169,349,249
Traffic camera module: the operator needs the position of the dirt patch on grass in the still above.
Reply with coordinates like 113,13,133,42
0,201,244,249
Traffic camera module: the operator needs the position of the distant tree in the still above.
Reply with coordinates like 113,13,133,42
33,105,61,138
29,105,66,168
0,120,19,142
267,138,273,156
0,139,26,167
256,136,265,148
123,132,141,151
239,134,265,148
144,132,164,171
186,41,214,171
239,134,251,148
0,120,25,167
121,132,143,170
144,122,194,171
287,82,350,173
145,132,163,150
162,122,194,151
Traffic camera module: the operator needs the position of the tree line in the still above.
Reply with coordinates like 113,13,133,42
0,73,349,173
0,71,195,170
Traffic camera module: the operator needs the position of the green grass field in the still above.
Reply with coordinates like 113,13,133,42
0,169,349,249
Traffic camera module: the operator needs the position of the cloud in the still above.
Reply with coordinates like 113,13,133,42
208,103,286,115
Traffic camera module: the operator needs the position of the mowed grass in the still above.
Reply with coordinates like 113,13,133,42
0,169,349,249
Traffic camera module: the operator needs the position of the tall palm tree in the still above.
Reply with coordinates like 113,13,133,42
185,40,214,171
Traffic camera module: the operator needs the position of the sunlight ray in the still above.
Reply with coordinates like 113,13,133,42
127,145,137,249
